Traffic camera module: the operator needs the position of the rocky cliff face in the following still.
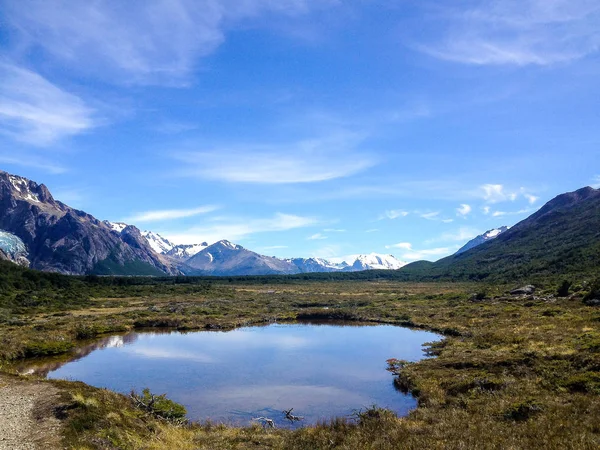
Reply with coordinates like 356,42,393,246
0,171,176,275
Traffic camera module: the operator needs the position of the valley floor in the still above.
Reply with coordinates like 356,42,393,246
1,280,599,449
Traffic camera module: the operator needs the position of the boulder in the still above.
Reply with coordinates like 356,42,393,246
510,285,536,296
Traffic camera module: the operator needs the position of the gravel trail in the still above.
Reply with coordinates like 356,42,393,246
0,375,63,450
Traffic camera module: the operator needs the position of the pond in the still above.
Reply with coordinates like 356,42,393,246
22,322,441,427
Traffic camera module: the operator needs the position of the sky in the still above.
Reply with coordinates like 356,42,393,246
0,0,599,263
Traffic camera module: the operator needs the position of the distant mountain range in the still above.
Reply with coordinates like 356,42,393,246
0,170,407,276
1,170,599,282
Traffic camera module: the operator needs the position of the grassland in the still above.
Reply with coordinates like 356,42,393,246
1,276,600,449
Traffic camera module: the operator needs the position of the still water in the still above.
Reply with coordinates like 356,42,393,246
24,323,440,426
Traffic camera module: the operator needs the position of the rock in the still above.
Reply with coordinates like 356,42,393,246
510,285,536,295
584,298,600,306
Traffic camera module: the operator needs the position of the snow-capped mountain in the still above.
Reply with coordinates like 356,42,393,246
287,257,349,273
455,226,510,255
185,240,298,276
349,253,407,270
165,243,208,260
0,171,176,275
140,230,176,254
287,254,406,273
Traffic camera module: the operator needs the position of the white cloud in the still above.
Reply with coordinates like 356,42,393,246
261,245,289,250
379,209,409,220
524,194,539,204
492,208,533,217
456,204,472,216
308,233,327,240
418,0,600,66
0,63,96,145
323,228,346,232
385,242,413,250
174,133,375,184
164,212,318,245
0,153,67,174
3,0,338,85
593,175,600,188
420,211,441,220
125,205,219,223
482,206,491,215
481,184,509,203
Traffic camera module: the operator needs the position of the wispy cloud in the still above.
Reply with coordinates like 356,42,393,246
420,211,441,220
456,203,472,216
174,133,376,184
417,0,600,66
307,233,327,240
492,208,534,217
0,63,96,145
164,212,318,245
261,245,289,251
592,175,600,189
324,228,346,232
378,209,409,220
126,205,219,223
3,0,338,85
0,153,67,174
385,242,412,250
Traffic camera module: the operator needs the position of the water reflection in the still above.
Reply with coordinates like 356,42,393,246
22,323,440,426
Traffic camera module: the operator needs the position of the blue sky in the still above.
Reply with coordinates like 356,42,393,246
1,0,599,262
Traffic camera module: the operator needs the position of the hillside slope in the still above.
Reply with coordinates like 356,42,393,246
402,186,600,281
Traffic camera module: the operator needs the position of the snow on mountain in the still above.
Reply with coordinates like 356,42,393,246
105,221,128,233
287,254,405,273
287,257,349,273
455,226,510,255
350,253,407,270
141,230,176,254
165,243,209,260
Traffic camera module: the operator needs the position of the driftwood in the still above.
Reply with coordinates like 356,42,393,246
253,417,276,428
130,390,156,412
283,408,304,423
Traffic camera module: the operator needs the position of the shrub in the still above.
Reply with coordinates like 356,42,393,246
130,388,187,422
557,280,572,297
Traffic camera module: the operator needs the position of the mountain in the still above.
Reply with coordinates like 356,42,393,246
0,171,176,275
401,186,600,281
139,230,176,254
288,257,349,273
455,226,509,255
185,240,298,276
349,253,407,271
165,243,208,260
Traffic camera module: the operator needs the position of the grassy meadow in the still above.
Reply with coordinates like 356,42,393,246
1,275,600,449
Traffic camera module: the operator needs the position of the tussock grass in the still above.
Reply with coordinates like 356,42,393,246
1,279,599,448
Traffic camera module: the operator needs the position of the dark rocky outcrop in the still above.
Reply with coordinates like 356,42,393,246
0,170,176,275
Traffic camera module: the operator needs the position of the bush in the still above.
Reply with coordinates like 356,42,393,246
557,280,572,297
130,388,187,422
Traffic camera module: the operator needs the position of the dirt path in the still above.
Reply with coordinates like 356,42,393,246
0,375,63,450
